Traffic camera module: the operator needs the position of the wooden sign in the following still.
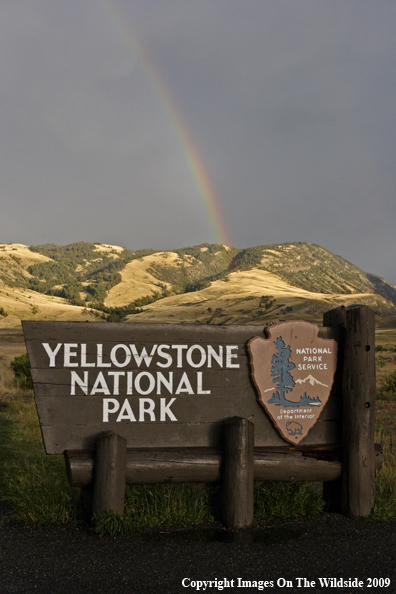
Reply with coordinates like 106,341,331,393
22,320,340,454
248,321,338,445
21,306,380,523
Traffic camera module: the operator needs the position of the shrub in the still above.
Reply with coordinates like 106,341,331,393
230,247,264,271
377,370,396,401
260,295,275,310
10,354,32,390
376,345,396,353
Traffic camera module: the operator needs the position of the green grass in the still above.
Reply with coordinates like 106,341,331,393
0,393,326,533
93,482,325,537
371,430,396,521
94,484,215,536
0,398,82,527
1,384,395,533
253,481,324,520
369,400,396,523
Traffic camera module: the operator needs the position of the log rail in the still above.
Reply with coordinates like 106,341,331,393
65,445,345,487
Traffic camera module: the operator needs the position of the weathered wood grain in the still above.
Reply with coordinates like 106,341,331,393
322,307,345,511
33,393,340,425
22,317,379,525
41,418,340,453
222,417,254,528
23,320,342,454
342,305,376,516
92,431,127,518
65,444,385,488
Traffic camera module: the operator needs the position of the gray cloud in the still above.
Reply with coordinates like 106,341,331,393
1,0,395,283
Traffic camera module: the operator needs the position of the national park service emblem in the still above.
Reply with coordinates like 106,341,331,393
248,321,338,445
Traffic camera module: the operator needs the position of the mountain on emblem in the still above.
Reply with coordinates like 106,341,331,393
295,374,328,387
247,321,338,445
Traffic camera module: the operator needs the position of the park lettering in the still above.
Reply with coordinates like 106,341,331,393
295,346,332,371
41,341,240,423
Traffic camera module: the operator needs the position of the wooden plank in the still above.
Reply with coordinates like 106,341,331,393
222,417,254,529
25,321,336,346
23,321,342,454
24,325,339,371
23,321,339,373
23,319,338,340
323,307,345,402
322,307,345,511
342,305,376,516
41,417,340,454
33,393,340,426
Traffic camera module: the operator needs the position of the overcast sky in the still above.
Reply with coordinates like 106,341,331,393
1,1,395,283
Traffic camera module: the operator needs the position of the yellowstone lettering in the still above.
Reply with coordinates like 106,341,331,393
42,342,240,369
42,341,241,423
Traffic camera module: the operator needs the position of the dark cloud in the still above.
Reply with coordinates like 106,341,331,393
0,0,395,283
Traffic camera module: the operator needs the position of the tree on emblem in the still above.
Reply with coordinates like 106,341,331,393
268,336,296,405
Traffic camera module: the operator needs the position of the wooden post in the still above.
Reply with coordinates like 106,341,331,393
92,431,127,519
222,417,254,529
322,306,345,512
342,305,376,516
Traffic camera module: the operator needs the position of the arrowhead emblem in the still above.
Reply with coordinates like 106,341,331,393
247,321,338,445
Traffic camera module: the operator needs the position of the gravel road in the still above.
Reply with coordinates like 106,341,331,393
1,503,396,594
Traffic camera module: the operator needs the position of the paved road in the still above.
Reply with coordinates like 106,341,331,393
1,505,396,594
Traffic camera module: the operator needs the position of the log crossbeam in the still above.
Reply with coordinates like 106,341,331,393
65,445,345,488
65,443,383,489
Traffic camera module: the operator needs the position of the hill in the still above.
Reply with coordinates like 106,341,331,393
0,241,395,327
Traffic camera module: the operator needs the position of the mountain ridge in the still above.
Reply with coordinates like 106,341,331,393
0,241,395,327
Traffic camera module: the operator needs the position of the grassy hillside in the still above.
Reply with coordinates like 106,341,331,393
254,243,375,294
27,242,157,305
0,240,395,326
125,268,395,326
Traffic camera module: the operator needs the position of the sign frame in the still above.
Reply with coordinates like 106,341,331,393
23,320,341,454
22,305,378,522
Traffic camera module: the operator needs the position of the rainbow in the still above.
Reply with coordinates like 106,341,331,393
99,1,231,246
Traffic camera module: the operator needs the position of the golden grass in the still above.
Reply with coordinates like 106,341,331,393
123,266,390,326
3,397,41,442
0,284,100,327
0,366,38,445
0,242,394,327
0,243,51,265
92,244,124,253
104,251,181,307
0,366,21,398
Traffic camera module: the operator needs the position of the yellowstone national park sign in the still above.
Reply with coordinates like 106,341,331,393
23,320,339,454
248,321,338,445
